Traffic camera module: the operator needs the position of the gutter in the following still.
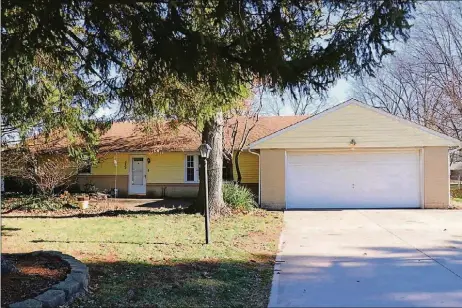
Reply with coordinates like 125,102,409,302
248,148,261,207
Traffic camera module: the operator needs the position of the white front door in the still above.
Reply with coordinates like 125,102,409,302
286,150,421,209
129,156,146,194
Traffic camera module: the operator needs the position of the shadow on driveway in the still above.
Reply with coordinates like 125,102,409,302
271,242,462,307
270,210,462,307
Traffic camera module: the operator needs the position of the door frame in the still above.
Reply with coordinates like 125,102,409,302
284,148,424,209
128,154,147,195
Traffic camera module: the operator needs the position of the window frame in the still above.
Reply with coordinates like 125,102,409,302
184,154,199,183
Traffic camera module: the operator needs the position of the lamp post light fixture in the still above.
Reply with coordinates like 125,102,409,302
199,143,212,159
199,143,212,244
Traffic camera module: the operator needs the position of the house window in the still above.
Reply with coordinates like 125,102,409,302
186,155,195,181
185,155,198,182
223,158,233,181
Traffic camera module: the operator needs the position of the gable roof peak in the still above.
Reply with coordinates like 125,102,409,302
249,99,461,148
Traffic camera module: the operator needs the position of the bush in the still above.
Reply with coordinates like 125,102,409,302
1,194,78,212
451,188,462,199
223,182,257,212
83,183,98,194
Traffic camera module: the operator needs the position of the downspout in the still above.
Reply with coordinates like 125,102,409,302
248,148,261,207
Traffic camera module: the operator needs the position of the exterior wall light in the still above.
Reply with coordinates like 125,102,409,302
350,139,357,146
350,139,357,150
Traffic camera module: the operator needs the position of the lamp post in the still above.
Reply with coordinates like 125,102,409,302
199,143,212,244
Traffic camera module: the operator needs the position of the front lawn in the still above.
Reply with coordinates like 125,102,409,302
2,210,283,307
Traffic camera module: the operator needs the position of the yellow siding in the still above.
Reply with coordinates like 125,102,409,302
77,175,129,197
92,153,129,175
233,151,259,183
92,151,258,184
254,103,456,149
93,151,258,184
147,152,185,183
92,152,185,182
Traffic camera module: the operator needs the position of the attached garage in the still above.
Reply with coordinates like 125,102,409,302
285,150,421,209
251,100,460,210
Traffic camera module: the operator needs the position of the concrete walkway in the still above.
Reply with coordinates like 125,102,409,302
269,210,462,307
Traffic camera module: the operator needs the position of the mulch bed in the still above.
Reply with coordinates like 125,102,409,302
1,253,71,307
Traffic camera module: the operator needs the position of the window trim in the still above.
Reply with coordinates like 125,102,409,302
184,154,199,183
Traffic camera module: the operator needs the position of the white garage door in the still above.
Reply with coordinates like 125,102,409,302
286,151,421,209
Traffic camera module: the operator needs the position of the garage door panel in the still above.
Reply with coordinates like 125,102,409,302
286,151,421,209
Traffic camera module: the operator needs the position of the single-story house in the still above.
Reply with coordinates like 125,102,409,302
34,99,460,209
74,114,307,198
249,99,460,209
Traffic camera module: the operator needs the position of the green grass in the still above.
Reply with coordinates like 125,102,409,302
2,210,283,307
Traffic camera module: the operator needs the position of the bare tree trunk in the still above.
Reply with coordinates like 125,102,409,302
234,150,242,183
187,111,228,217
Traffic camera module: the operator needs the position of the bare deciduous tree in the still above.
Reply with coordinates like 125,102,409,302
262,89,327,116
352,2,462,142
223,89,263,183
262,91,284,115
1,148,87,195
286,90,327,116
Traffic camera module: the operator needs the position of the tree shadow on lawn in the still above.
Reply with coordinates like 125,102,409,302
71,255,276,308
71,241,462,308
133,198,194,209
2,208,184,219
30,239,206,245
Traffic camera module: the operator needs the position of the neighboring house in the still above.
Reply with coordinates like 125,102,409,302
249,99,460,210
451,162,462,180
450,149,462,181
74,116,306,198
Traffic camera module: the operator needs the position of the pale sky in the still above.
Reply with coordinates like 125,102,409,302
327,78,352,106
272,78,352,116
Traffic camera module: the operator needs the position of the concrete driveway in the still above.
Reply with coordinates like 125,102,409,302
269,210,462,307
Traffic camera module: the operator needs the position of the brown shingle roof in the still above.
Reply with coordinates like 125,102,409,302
30,116,308,153
223,115,308,149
